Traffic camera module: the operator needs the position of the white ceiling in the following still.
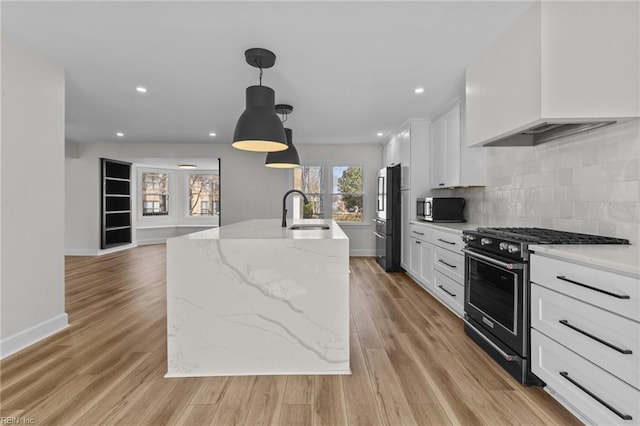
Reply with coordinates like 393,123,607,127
2,1,532,145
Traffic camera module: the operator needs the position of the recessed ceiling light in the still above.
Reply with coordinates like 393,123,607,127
377,132,384,137
414,87,425,94
178,164,197,169
209,132,216,137
136,86,147,93
116,132,124,137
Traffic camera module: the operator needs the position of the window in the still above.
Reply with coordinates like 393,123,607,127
142,172,169,216
332,166,363,222
293,165,365,223
188,173,219,216
293,166,324,219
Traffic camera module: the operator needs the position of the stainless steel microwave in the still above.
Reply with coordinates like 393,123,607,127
417,197,466,222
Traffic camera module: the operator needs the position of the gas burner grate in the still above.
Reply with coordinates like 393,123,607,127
477,227,630,245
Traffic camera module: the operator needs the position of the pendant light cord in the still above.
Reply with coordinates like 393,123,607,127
259,66,263,86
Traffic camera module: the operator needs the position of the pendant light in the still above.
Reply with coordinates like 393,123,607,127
265,104,300,168
232,48,288,152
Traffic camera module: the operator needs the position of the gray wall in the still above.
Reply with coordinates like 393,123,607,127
1,36,67,352
65,141,380,255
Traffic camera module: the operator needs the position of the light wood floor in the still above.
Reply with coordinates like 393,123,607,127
0,244,580,425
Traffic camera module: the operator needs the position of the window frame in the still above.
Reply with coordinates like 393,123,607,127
290,163,368,226
183,170,221,223
138,169,172,219
330,165,365,224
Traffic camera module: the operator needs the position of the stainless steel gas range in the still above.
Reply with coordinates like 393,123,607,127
461,227,629,385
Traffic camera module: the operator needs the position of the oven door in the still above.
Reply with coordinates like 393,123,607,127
463,248,527,357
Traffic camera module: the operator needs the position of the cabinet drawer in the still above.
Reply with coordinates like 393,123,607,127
430,229,464,254
532,329,640,425
433,245,464,283
531,254,640,323
531,284,640,390
408,224,431,242
433,270,464,317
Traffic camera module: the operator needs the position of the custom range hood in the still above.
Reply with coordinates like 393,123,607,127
484,121,618,147
465,1,639,147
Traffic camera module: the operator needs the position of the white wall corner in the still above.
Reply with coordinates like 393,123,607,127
0,313,69,359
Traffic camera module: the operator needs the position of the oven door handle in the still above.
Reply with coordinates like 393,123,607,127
462,249,524,270
463,318,514,362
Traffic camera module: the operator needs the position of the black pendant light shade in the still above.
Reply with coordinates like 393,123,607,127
232,48,288,152
265,128,300,168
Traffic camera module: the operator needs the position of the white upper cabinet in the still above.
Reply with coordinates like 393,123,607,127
466,1,640,147
430,101,484,189
382,136,400,167
382,120,428,192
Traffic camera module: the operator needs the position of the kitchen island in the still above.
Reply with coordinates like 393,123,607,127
166,219,350,377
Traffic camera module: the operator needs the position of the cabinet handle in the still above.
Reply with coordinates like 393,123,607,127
438,259,457,269
437,285,456,297
437,238,456,245
412,231,425,236
438,183,445,186
415,241,421,244
558,320,632,355
556,276,630,299
559,371,632,421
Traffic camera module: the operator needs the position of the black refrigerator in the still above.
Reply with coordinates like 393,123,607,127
374,164,401,272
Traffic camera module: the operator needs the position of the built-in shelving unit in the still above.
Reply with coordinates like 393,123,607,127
101,158,132,249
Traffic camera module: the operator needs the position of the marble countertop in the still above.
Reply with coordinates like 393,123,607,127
409,220,481,234
529,244,640,278
171,218,348,241
166,217,350,377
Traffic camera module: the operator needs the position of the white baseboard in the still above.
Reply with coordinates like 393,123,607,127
349,249,375,257
165,369,352,378
138,238,167,246
1,313,69,359
98,243,138,255
65,248,99,256
65,242,138,256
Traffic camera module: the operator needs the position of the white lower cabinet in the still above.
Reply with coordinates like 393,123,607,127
433,270,464,316
531,253,640,425
408,237,422,280
404,222,465,317
400,190,410,270
531,254,640,323
532,329,640,425
531,284,639,390
433,245,464,283
418,241,433,288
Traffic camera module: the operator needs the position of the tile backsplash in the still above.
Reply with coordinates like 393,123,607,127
453,119,640,244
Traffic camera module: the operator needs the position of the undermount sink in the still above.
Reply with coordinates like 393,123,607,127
289,224,330,231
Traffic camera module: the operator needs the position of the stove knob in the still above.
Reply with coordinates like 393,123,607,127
499,242,509,251
462,235,476,243
507,244,520,254
480,238,492,246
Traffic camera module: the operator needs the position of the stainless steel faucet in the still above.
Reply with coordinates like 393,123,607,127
282,189,309,227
